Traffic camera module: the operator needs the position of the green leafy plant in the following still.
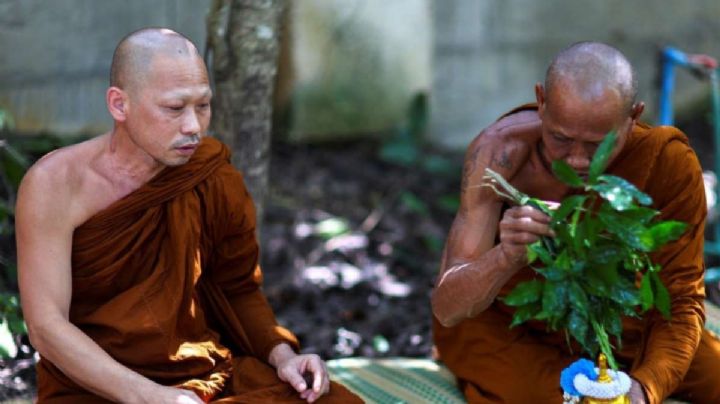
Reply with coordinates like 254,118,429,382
484,132,687,369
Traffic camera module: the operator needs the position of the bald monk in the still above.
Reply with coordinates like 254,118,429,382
432,42,720,403
16,28,361,403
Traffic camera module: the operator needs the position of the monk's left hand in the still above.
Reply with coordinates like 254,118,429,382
270,344,330,403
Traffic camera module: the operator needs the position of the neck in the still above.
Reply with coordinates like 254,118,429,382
102,128,165,187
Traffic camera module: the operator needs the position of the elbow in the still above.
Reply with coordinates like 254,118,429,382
25,316,63,356
26,321,48,354
431,290,462,328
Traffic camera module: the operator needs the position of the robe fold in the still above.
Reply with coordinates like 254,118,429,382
433,104,720,403
36,137,361,403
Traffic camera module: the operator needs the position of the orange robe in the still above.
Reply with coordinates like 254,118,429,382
433,104,720,403
36,137,361,403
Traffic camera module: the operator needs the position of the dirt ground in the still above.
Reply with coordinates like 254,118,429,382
0,139,461,400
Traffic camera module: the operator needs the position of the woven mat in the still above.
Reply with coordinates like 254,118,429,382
706,301,720,336
328,302,720,404
327,357,465,403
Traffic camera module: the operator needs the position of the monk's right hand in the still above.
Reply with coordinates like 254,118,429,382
151,386,204,404
498,205,553,267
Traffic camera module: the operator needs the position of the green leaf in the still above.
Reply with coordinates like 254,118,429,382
0,320,17,359
542,281,568,327
528,241,553,266
592,320,618,370
598,209,648,251
400,192,429,215
610,279,641,307
650,271,671,319
314,218,350,239
552,195,587,222
526,242,539,264
510,304,540,328
588,245,625,265
591,175,652,209
622,206,659,225
0,143,30,190
567,282,590,314
502,280,544,306
567,309,590,352
436,194,460,213
639,273,654,312
640,221,687,252
552,160,585,187
588,131,617,184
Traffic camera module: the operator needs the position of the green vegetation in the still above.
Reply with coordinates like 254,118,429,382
485,133,687,369
0,108,85,358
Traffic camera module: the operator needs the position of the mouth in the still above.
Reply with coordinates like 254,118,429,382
175,144,199,156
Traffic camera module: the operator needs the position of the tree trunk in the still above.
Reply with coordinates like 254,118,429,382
206,0,285,223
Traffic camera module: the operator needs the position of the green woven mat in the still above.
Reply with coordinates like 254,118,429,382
327,357,465,404
328,303,720,403
706,301,720,336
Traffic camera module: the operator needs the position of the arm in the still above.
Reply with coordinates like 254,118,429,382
207,169,329,402
629,140,707,404
16,166,201,404
431,132,553,327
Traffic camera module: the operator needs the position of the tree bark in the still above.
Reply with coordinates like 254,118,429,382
206,0,286,223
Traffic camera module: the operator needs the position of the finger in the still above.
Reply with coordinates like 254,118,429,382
282,369,308,393
501,216,554,238
508,205,551,223
306,358,324,393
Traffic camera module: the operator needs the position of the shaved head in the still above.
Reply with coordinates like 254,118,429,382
545,42,637,113
110,28,203,92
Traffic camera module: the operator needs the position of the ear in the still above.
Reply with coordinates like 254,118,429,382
107,86,128,122
629,101,645,122
535,82,546,114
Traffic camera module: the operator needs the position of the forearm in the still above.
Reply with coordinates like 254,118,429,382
226,289,300,360
30,316,159,403
432,246,520,327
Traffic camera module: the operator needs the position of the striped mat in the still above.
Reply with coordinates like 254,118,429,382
327,357,465,403
328,302,720,404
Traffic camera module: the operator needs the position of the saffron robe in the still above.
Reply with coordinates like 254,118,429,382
433,104,720,404
36,137,361,403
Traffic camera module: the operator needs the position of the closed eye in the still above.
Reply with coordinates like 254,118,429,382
552,133,571,143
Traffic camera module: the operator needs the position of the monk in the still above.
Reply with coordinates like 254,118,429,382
432,42,720,403
15,28,361,403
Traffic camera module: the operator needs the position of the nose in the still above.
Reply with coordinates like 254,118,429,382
181,110,201,135
566,143,590,173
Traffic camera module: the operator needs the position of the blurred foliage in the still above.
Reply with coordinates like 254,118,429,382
379,92,463,220
0,111,85,358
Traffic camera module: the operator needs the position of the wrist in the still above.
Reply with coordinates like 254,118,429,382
268,343,296,368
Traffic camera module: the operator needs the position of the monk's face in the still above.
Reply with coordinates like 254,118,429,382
536,82,636,180
124,53,212,166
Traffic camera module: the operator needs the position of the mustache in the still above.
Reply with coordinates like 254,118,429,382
172,134,202,148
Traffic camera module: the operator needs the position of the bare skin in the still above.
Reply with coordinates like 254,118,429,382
16,29,329,404
431,78,647,401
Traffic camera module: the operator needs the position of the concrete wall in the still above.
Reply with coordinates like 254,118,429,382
432,0,720,149
277,0,432,142
0,0,210,135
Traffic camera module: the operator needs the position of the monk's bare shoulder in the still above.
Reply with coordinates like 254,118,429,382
462,110,541,191
17,136,106,228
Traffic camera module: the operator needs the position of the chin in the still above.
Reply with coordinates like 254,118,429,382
162,156,192,167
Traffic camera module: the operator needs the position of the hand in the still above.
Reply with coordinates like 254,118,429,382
275,353,330,403
628,378,647,404
498,205,554,267
145,385,204,404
